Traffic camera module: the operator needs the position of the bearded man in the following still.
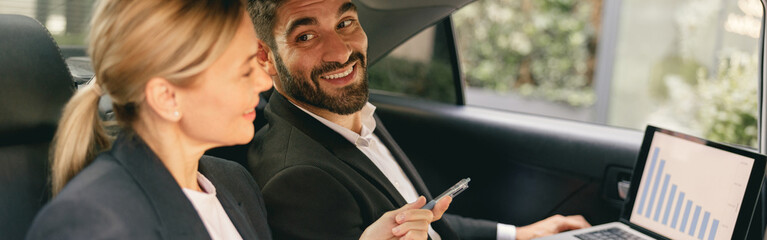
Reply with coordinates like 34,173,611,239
246,0,591,239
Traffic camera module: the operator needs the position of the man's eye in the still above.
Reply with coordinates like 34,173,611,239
297,34,315,42
337,19,353,29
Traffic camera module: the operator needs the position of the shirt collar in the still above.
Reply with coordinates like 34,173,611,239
292,101,377,147
196,172,216,195
183,172,217,196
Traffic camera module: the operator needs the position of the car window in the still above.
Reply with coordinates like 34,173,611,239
453,0,762,148
372,0,761,149
603,0,762,148
369,20,460,104
1,0,94,46
454,0,600,118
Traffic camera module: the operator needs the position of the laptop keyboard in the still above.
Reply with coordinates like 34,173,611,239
574,227,645,240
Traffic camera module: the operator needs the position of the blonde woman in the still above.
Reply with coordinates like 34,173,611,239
26,0,450,239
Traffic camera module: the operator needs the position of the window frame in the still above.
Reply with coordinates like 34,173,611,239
444,16,466,106
760,0,767,154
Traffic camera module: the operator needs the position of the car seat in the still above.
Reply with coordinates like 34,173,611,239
0,14,75,240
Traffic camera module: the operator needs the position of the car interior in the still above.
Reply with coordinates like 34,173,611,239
1,0,766,239
0,14,76,240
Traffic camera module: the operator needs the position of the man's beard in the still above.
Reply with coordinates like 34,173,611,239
274,52,369,115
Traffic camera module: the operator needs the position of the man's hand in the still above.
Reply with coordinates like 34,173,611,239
428,196,452,222
361,196,444,240
360,196,453,240
515,214,591,240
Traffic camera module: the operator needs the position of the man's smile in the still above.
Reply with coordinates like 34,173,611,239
320,63,355,79
319,62,357,86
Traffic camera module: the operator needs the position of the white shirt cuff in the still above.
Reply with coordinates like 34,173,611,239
497,223,516,240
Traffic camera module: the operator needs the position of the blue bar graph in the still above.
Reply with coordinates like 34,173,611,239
639,147,660,215
655,174,670,221
671,191,685,229
689,206,701,236
663,184,677,225
681,200,692,232
698,212,710,240
709,219,719,240
646,160,666,218
633,147,726,240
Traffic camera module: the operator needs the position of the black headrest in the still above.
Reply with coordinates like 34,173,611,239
0,14,75,145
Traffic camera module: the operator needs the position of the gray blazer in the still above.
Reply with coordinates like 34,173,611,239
27,132,271,240
249,92,497,240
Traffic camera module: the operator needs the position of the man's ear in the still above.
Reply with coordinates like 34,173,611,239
144,77,181,122
256,40,278,76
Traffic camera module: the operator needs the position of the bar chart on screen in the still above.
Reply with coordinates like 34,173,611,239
630,132,753,240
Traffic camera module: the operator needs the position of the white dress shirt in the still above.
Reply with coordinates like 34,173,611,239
183,172,243,240
293,101,517,240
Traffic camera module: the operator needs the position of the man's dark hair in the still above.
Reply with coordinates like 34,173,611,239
247,0,283,51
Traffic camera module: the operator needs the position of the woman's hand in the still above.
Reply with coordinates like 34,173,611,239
360,196,452,240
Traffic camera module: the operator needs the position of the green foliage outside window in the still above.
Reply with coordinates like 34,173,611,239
368,23,458,104
453,0,600,107
696,53,758,147
369,57,456,103
647,0,760,148
649,52,759,148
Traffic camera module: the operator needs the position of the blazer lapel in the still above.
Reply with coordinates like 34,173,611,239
373,116,461,240
110,133,211,240
266,92,408,207
197,161,260,240
373,116,434,199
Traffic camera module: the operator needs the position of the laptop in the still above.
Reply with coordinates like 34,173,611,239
537,125,766,240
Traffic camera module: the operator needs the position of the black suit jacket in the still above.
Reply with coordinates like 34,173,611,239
249,92,496,240
27,132,272,240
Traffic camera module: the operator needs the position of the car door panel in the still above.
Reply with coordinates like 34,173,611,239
370,93,644,226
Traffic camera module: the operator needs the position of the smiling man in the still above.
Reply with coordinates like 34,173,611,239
246,0,591,239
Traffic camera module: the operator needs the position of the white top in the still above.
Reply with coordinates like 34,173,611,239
182,172,243,240
295,101,516,240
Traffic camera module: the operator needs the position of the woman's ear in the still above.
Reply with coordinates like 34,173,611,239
256,40,278,76
144,77,181,121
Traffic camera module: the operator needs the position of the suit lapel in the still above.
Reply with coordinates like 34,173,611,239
373,116,461,240
373,116,434,199
198,161,259,240
266,92,408,207
110,133,210,239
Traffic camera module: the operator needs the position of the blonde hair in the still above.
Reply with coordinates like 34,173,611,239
51,0,246,195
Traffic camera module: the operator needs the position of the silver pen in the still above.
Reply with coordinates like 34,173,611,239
421,178,471,210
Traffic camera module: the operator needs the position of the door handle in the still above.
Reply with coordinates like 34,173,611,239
618,180,630,200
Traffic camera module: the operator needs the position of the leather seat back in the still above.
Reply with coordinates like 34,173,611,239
0,14,75,240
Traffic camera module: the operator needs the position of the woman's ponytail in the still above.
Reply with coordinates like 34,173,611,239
50,80,111,195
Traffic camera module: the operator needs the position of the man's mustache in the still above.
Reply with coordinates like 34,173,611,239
311,52,366,80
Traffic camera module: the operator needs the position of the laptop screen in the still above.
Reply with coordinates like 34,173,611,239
625,126,765,240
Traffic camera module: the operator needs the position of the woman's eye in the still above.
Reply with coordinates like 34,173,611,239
297,33,315,42
337,19,353,29
243,68,253,77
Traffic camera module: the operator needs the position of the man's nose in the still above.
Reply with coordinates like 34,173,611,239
321,33,352,64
